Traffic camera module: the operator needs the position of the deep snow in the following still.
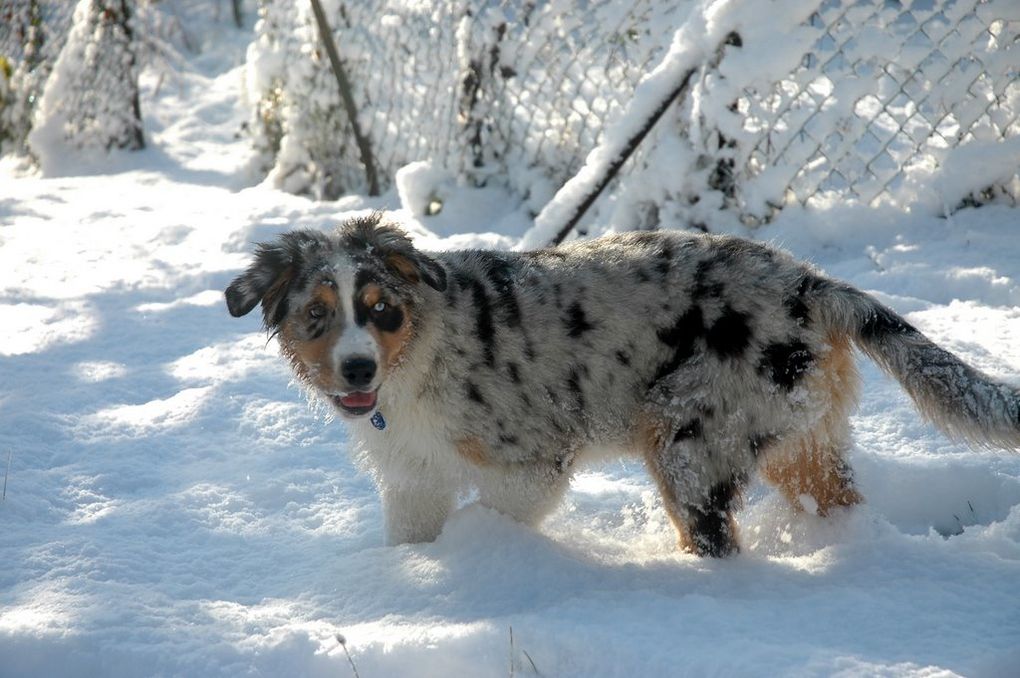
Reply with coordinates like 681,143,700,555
2,12,1019,678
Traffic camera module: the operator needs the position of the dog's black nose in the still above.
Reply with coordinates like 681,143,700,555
341,357,377,389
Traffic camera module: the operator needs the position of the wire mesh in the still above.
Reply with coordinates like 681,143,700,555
732,0,1020,218
254,0,1020,220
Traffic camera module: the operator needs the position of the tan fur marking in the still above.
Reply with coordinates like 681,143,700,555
385,254,420,284
278,283,342,392
361,284,382,308
456,436,490,466
314,282,339,311
761,335,863,515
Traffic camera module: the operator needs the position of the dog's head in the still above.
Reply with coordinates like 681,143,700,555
225,214,446,418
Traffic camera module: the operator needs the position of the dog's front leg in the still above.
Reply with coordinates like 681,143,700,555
476,462,571,528
380,477,455,545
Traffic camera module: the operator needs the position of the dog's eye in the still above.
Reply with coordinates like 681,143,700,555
372,301,387,314
308,304,327,320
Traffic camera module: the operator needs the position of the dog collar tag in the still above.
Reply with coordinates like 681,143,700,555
370,410,386,430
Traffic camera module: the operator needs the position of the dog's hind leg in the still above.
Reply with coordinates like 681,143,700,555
760,437,861,515
637,414,748,557
761,335,862,515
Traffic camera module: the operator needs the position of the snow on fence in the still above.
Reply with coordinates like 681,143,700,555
729,0,1020,220
4,1,1015,232
249,0,1019,236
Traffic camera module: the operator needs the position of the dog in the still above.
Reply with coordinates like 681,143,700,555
225,213,1020,556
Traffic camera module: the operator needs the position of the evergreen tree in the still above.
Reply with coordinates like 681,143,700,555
28,0,144,169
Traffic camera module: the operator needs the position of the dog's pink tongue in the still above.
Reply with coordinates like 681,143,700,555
340,391,376,408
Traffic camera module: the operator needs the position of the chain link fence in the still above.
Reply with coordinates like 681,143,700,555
250,0,689,209
4,2,1017,228
728,0,1020,221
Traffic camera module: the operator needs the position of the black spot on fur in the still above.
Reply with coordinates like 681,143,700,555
785,275,815,326
691,259,725,300
444,282,459,307
466,381,486,405
370,304,403,333
653,306,704,383
351,272,405,332
657,306,703,346
565,301,596,338
459,275,496,367
615,350,631,366
352,268,377,292
507,362,521,384
479,252,522,329
635,269,651,283
567,366,585,411
499,434,519,446
760,341,814,390
524,342,537,361
655,244,674,277
706,307,751,359
749,433,776,458
672,419,703,443
685,478,741,557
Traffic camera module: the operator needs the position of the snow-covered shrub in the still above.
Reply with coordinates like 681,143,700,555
245,0,355,199
28,0,145,171
244,0,294,174
0,0,75,156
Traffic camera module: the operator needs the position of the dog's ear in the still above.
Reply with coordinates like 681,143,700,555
343,214,447,292
225,230,323,328
383,248,448,292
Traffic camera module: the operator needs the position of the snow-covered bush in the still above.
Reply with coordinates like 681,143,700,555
27,0,145,170
0,0,75,156
245,0,359,200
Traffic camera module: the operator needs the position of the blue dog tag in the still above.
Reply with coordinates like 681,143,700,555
370,411,386,430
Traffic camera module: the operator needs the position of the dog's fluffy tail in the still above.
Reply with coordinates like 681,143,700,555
812,278,1020,451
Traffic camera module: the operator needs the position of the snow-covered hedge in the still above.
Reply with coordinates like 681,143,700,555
28,0,146,170
0,0,238,168
0,1,75,156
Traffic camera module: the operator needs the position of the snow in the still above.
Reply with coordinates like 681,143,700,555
2,8,1020,678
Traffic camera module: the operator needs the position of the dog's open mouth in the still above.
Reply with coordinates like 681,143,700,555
332,390,378,416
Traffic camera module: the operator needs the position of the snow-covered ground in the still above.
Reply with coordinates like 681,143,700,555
2,16,1020,678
